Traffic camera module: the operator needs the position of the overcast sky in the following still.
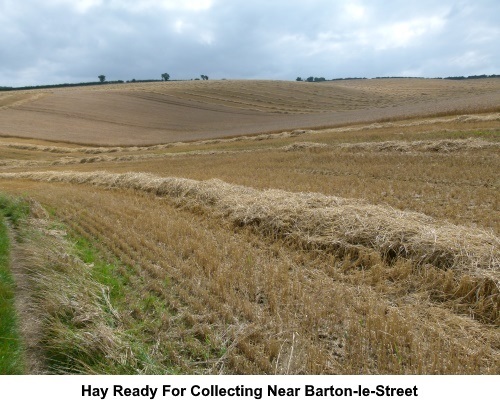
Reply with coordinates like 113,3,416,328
1,0,499,87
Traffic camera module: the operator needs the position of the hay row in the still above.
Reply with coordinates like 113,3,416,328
0,149,240,168
337,137,499,153
1,130,307,155
281,142,330,151
1,170,498,281
282,138,499,153
2,137,497,170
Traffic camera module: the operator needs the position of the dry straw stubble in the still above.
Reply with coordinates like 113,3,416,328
2,170,497,279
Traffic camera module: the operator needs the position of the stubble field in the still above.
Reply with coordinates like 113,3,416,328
0,79,498,374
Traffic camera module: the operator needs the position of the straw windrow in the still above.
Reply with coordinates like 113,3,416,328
2,137,498,170
1,170,498,282
338,138,499,153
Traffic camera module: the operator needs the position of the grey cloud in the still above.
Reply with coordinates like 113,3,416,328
1,0,499,87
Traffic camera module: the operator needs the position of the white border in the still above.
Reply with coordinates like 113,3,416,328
2,375,499,404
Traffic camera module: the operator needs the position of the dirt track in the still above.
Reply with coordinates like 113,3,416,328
8,225,46,374
0,79,499,145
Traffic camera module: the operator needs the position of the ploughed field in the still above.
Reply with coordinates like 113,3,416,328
0,79,498,374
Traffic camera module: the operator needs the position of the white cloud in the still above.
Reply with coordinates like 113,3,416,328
172,17,214,44
1,0,499,86
109,0,214,12
374,16,446,50
163,0,213,11
74,0,102,13
35,0,103,13
173,19,187,33
344,3,368,21
43,0,215,13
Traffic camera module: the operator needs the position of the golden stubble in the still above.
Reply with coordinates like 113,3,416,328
0,178,498,374
0,86,498,374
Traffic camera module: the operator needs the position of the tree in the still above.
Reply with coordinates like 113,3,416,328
98,75,106,83
296,77,303,81
200,75,209,80
306,76,314,82
161,73,170,81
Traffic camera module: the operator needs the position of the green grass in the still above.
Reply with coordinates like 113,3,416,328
70,234,179,374
0,196,179,374
0,194,29,228
73,236,129,305
0,205,24,374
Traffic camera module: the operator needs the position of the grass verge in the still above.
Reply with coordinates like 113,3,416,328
1,192,182,374
14,198,176,373
0,195,26,374
0,194,142,373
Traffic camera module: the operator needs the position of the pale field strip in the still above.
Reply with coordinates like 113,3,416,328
1,137,499,170
0,92,49,110
165,84,368,113
1,112,499,156
90,78,500,101
1,170,498,281
128,79,500,115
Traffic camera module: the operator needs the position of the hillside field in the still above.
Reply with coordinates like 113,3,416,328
0,79,498,374
1,78,500,145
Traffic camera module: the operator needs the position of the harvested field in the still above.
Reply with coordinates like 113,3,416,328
0,79,499,145
0,79,498,374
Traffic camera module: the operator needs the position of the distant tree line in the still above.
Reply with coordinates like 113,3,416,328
3,72,500,92
297,76,366,82
372,76,423,79
373,74,500,80
296,76,326,82
126,79,163,83
0,80,126,92
0,72,172,91
330,77,367,81
294,74,500,83
442,74,500,80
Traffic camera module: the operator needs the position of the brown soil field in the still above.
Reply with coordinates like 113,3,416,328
0,79,499,145
0,79,498,375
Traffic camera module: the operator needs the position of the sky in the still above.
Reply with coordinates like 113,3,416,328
1,0,499,87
